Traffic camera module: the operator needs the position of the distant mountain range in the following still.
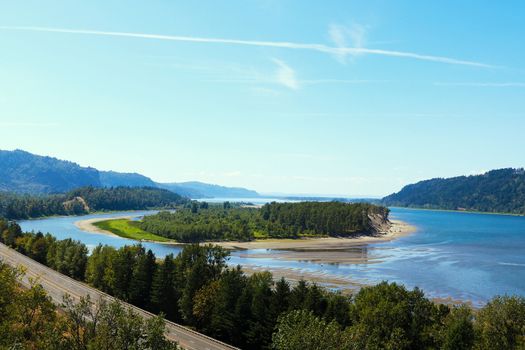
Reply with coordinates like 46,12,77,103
0,149,259,198
383,168,525,214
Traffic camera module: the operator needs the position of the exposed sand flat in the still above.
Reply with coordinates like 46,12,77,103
241,266,472,307
227,220,416,265
75,217,416,252
76,216,416,265
213,220,416,251
241,266,364,293
75,216,422,297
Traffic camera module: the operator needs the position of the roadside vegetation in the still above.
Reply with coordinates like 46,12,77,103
93,218,172,242
0,261,177,349
138,201,390,242
1,217,524,349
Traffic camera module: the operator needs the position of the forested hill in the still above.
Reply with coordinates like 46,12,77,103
0,186,188,220
383,168,525,214
158,181,259,198
0,149,259,198
99,170,157,188
0,149,101,193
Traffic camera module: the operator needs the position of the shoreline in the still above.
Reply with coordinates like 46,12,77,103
214,219,416,251
75,216,178,244
240,266,473,307
75,216,417,251
75,216,137,238
19,209,162,222
77,215,475,305
391,206,525,217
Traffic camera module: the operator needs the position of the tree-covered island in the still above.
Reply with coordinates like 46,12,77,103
96,201,391,243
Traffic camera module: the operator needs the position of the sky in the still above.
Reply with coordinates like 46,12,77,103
1,1,524,197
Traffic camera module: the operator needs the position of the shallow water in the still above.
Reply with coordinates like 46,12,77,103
18,207,525,305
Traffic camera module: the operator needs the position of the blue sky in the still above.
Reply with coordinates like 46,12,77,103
1,1,524,196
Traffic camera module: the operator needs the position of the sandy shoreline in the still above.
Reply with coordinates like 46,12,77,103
74,215,474,306
76,215,423,296
75,216,417,264
75,216,134,238
240,266,470,306
241,265,365,293
214,219,416,251
75,216,416,251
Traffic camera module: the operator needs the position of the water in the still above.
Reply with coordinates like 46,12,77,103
199,197,299,204
18,207,525,306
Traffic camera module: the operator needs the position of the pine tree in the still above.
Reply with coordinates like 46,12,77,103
130,249,157,308
271,277,291,318
150,254,179,321
289,279,309,310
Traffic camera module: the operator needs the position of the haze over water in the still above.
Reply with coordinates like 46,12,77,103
19,206,525,306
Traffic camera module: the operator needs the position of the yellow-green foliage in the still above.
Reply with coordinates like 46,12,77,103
94,219,172,242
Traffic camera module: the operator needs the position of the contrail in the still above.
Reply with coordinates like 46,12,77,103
434,82,525,87
0,26,496,68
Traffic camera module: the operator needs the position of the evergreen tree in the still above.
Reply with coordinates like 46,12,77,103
209,266,247,342
304,283,327,317
244,272,274,349
150,254,179,321
129,249,157,308
271,277,291,318
111,245,143,301
289,279,309,310
179,259,206,325
85,244,117,293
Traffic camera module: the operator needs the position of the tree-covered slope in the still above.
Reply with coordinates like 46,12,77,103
99,170,157,187
0,149,259,198
0,186,188,220
383,168,525,214
2,219,524,350
157,181,258,198
0,149,101,193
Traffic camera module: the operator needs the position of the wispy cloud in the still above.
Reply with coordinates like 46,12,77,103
329,23,367,62
271,59,299,89
302,79,389,85
206,76,388,87
0,26,496,68
434,82,525,87
196,58,299,90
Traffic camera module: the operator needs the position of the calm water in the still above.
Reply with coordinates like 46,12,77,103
18,207,525,305
202,197,299,204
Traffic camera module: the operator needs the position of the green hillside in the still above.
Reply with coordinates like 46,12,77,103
383,168,525,214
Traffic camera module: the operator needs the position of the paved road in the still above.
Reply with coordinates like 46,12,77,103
0,242,239,350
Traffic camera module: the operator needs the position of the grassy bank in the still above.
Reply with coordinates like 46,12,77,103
93,219,173,242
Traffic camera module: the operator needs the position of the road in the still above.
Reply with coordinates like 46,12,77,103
0,242,239,350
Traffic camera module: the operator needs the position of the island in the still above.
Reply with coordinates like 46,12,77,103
75,202,415,252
